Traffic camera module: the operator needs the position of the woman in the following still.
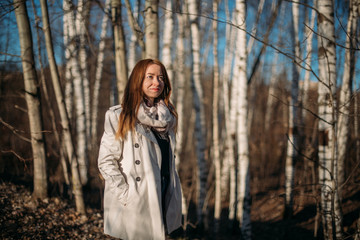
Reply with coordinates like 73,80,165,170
98,59,182,239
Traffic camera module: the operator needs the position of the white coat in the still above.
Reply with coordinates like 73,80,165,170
98,105,182,240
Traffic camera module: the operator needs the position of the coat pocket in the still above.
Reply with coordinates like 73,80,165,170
107,174,130,206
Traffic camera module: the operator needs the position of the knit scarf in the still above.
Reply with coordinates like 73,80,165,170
137,99,176,135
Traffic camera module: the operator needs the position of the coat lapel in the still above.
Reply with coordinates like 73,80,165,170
135,123,158,144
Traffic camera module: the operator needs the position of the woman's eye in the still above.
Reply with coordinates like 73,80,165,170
158,76,164,81
146,75,153,79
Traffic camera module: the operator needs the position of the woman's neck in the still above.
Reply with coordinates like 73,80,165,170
144,97,155,107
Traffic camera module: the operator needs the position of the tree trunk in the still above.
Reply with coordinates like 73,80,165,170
91,0,110,146
14,0,48,199
174,6,188,219
75,0,91,142
188,0,207,226
111,0,128,102
63,0,88,186
246,0,265,54
235,1,251,239
264,53,278,132
317,0,342,238
40,0,86,215
126,0,140,72
302,5,316,119
284,1,301,218
212,0,221,233
63,0,73,119
337,0,358,199
30,0,70,185
124,0,144,59
221,2,235,202
161,0,174,94
145,0,159,59
228,53,239,223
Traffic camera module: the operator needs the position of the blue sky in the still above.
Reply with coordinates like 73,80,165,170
0,0,358,89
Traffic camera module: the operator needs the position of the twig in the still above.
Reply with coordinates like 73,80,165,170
0,51,21,58
270,94,333,126
0,117,31,143
1,150,32,162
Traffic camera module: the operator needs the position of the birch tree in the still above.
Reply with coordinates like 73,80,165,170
337,0,358,197
161,0,174,90
302,4,316,119
317,0,343,238
75,0,91,141
39,0,86,214
235,1,251,238
188,0,208,226
145,0,159,59
111,0,128,102
30,0,69,185
174,4,188,219
212,0,221,233
63,0,73,118
14,0,48,199
284,1,301,218
91,0,110,144
63,0,88,185
221,1,236,204
126,0,140,72
228,51,239,223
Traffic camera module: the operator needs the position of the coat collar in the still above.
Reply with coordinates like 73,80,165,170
135,123,157,144
135,122,176,151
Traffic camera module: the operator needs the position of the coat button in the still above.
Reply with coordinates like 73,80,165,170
136,177,141,182
135,160,141,165
134,143,139,148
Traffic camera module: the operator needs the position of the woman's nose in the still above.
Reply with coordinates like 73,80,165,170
153,77,160,85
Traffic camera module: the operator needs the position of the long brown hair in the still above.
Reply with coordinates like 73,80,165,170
116,59,177,139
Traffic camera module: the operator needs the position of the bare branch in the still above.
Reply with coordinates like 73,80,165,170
270,93,334,126
0,116,31,143
1,150,32,162
0,51,21,58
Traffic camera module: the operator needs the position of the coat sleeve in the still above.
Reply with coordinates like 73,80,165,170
98,109,129,204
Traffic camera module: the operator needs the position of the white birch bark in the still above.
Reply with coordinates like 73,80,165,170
64,0,88,185
145,0,159,59
14,0,48,199
91,0,110,144
124,0,145,59
212,0,221,232
40,0,86,214
246,0,265,54
221,4,236,202
75,0,91,141
228,53,239,222
285,1,301,218
127,0,139,73
302,5,316,119
188,0,207,225
317,0,342,238
63,2,73,118
235,1,251,238
264,53,278,132
175,9,188,217
161,0,174,92
111,0,128,102
31,0,70,185
337,0,358,198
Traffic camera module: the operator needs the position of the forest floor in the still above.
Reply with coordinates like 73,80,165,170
0,181,359,240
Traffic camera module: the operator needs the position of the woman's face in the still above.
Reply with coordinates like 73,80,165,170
142,64,164,104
